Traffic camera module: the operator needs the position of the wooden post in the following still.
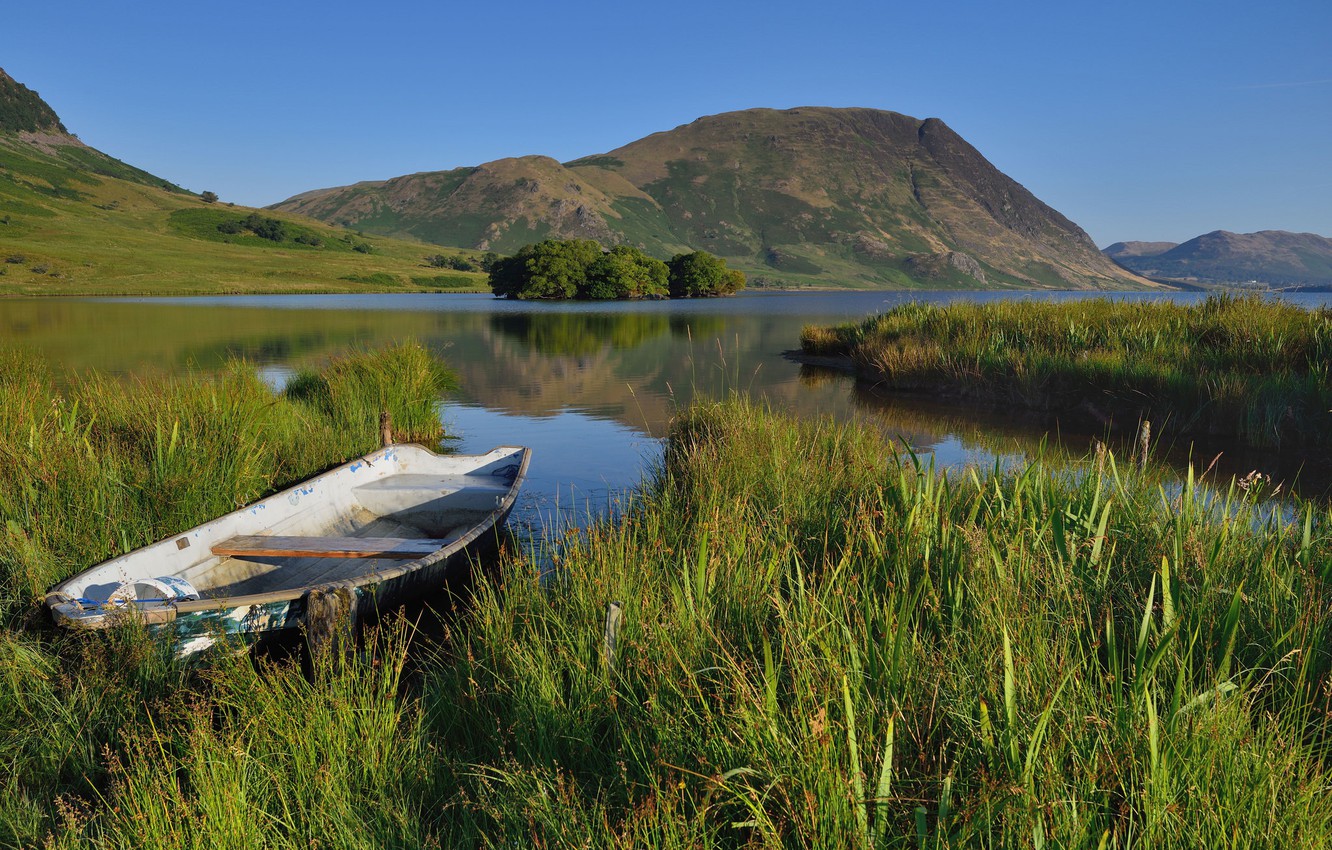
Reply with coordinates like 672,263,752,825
303,584,356,669
603,600,623,672
380,410,393,447
1138,420,1151,471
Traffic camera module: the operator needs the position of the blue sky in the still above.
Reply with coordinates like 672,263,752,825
6,0,1330,245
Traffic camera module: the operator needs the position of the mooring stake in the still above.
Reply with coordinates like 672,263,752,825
380,410,393,447
603,600,623,672
1138,419,1151,471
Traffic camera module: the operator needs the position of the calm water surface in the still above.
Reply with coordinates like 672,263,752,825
5,290,1331,530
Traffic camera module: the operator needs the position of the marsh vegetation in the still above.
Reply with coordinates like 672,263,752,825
801,294,1332,449
3,354,1330,845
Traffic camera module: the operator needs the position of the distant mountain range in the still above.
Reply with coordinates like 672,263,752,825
1105,231,1332,289
273,107,1148,290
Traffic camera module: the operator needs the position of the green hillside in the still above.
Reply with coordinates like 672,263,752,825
0,69,487,296
275,108,1153,290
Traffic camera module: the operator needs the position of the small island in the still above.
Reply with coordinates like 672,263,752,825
487,239,745,300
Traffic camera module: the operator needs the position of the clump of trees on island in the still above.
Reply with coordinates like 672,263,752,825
488,239,745,300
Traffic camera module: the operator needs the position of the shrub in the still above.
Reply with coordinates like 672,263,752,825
243,214,287,242
427,253,475,270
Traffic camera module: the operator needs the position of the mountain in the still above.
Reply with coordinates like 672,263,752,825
0,68,66,134
0,68,189,194
1105,230,1332,288
1103,241,1177,260
0,68,485,295
273,107,1149,290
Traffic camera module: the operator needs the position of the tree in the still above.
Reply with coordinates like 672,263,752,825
426,253,474,270
200,190,219,204
583,245,668,299
487,240,738,300
667,250,745,298
487,251,530,298
488,239,604,299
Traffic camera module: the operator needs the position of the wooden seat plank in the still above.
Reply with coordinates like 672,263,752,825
212,535,448,559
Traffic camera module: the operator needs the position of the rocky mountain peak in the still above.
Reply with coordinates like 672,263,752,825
0,68,68,134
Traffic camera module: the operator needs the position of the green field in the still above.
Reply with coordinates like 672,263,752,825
0,137,489,296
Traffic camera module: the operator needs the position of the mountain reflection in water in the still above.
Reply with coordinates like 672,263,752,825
4,291,1331,520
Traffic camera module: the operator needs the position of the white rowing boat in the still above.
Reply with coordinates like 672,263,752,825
44,443,530,655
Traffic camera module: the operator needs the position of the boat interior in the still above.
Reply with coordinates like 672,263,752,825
184,471,508,598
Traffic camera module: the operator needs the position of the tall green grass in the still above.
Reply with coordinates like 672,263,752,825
0,342,453,617
4,380,1331,845
426,400,1332,846
801,294,1332,448
0,342,455,848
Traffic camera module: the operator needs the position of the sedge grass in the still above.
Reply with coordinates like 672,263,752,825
425,399,1332,846
0,341,455,847
801,294,1332,449
3,381,1332,846
0,341,454,614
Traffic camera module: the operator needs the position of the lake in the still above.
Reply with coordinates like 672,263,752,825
4,290,1331,530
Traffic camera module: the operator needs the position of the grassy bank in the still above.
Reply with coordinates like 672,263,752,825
0,136,489,296
0,342,455,848
0,341,454,618
5,389,1331,846
426,400,1332,846
801,295,1332,449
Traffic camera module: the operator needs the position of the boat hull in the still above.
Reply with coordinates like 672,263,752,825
45,444,530,654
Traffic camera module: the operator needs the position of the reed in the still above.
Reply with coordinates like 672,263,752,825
801,294,1332,449
420,399,1332,846
4,384,1332,846
0,342,453,618
0,342,455,847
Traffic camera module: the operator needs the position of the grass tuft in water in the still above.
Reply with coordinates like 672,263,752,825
802,294,1332,448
